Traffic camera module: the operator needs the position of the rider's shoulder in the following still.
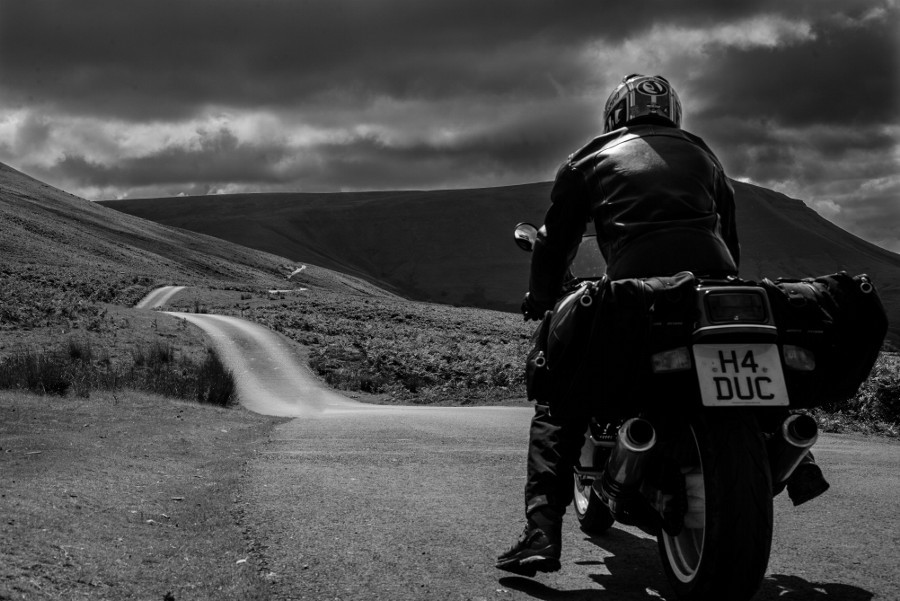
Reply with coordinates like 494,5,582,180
565,129,630,163
565,125,719,168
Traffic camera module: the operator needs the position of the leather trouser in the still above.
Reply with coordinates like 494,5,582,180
524,402,588,520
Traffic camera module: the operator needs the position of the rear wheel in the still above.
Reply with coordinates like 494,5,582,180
658,412,773,601
573,474,614,534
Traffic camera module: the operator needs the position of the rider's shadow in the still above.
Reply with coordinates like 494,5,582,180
499,528,875,601
580,528,671,598
755,574,873,601
498,528,670,600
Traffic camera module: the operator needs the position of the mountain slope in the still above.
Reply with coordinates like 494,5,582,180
1,162,286,287
100,181,900,343
0,161,394,329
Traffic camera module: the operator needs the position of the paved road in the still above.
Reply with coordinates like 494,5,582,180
243,408,898,601
135,285,187,309
151,295,898,600
165,312,364,417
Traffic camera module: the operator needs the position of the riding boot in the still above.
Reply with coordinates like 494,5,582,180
496,507,563,576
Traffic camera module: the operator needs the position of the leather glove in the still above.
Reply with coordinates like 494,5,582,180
521,292,548,322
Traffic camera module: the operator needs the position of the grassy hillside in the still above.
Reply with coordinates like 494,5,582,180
100,181,900,345
0,161,394,365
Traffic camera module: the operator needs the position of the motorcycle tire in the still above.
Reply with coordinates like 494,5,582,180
657,411,773,601
573,474,615,535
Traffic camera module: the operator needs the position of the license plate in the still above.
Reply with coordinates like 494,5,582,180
693,344,789,407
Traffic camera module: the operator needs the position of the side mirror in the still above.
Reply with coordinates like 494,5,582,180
514,222,538,252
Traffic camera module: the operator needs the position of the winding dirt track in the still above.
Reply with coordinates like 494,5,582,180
143,289,899,601
165,312,364,417
135,285,187,309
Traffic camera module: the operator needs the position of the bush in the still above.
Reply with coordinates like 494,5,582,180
0,340,235,406
196,351,236,407
864,354,900,423
0,352,71,395
815,353,900,435
132,341,175,367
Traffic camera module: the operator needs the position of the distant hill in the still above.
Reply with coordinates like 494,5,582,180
0,161,395,309
100,181,900,344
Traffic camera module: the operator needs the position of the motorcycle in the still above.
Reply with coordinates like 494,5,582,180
513,222,838,601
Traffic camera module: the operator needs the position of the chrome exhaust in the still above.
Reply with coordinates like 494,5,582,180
769,413,819,484
598,418,657,514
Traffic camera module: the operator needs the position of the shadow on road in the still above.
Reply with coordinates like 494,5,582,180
499,528,669,600
755,574,873,601
500,529,875,601
497,577,614,601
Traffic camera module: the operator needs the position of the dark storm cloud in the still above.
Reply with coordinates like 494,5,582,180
0,0,605,119
0,0,874,120
29,96,594,196
285,96,597,191
48,128,290,188
702,117,897,184
694,15,898,128
0,0,896,250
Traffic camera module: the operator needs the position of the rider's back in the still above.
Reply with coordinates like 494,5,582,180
562,123,740,279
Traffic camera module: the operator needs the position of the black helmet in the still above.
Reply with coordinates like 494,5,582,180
603,74,682,133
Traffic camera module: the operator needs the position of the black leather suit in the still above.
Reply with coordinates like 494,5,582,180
524,121,740,519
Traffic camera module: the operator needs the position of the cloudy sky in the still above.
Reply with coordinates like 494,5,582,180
1,0,898,251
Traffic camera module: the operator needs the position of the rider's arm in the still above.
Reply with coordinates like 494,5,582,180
528,164,589,311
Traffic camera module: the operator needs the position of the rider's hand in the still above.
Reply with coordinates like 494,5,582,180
521,293,547,322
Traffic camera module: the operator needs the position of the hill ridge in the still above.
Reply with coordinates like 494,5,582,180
2,160,895,344
98,179,899,344
0,161,398,311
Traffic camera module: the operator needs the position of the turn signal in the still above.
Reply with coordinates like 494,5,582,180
651,347,692,373
782,345,816,371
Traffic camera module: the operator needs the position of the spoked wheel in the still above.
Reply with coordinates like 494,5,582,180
573,474,614,534
658,412,773,601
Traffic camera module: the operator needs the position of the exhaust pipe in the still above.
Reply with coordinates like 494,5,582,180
769,413,819,484
599,418,657,514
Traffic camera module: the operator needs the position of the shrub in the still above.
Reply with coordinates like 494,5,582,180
0,352,71,395
67,338,93,363
0,341,235,407
195,351,236,407
816,353,900,433
132,341,175,367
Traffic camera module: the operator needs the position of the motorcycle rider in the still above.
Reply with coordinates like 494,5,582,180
497,74,830,576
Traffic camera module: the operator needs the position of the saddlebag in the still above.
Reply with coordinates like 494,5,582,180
761,272,888,408
525,280,604,406
526,272,698,416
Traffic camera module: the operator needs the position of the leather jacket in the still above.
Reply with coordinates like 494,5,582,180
529,122,740,311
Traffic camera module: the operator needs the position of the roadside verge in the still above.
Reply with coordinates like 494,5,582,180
0,390,285,601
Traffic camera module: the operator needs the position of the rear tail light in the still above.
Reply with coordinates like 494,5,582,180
782,345,816,371
651,347,692,373
705,291,767,323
